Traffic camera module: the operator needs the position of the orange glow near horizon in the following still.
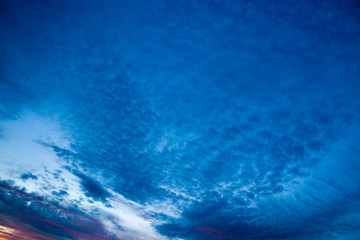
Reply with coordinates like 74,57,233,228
0,222,56,240
0,224,22,240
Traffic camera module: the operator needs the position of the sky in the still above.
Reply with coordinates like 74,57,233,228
0,0,360,239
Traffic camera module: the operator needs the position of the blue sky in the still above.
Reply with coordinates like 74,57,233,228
0,0,360,239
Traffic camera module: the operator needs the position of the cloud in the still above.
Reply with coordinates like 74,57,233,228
0,181,115,240
20,173,38,181
0,111,169,240
0,0,359,239
74,172,110,202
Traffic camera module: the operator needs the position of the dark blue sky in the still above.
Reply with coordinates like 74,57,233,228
1,0,360,239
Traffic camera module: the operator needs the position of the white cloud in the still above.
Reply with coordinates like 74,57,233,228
0,110,169,240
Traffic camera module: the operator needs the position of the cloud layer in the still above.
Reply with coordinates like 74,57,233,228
1,0,360,239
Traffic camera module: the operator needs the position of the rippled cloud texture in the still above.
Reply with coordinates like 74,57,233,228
1,0,360,239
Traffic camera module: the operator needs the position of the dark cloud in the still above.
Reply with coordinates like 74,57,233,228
0,182,115,240
74,172,110,202
52,190,68,197
21,173,38,181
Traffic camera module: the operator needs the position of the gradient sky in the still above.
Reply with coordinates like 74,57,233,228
1,0,360,239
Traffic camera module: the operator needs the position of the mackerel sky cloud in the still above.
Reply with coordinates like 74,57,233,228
0,0,360,239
